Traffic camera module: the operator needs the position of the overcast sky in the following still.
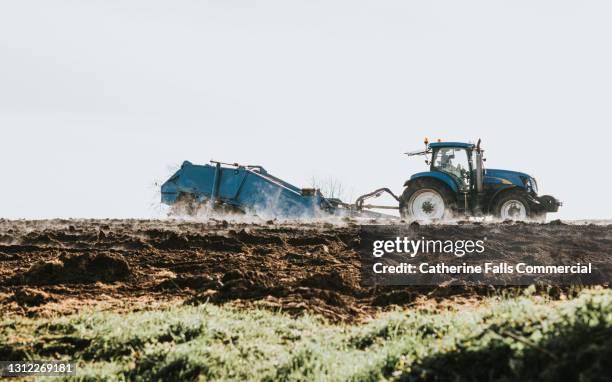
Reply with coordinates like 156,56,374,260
1,1,611,220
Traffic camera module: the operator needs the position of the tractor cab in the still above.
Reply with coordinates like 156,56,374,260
401,139,560,221
428,142,476,193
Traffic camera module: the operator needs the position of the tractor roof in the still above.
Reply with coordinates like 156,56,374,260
428,142,474,149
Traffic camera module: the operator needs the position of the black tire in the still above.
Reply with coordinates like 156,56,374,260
399,178,456,220
492,190,531,220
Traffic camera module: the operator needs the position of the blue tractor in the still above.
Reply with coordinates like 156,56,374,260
399,139,561,221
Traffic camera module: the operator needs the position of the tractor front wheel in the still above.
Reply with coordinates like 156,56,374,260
493,191,531,221
400,179,455,221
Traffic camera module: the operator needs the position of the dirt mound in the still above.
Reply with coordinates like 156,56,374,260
12,252,131,285
12,287,55,307
299,270,356,293
155,275,221,291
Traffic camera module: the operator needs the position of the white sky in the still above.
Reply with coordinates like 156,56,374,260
1,1,610,220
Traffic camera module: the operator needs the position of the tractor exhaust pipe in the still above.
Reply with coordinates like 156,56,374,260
475,155,483,193
474,139,484,215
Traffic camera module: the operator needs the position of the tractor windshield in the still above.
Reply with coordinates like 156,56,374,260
432,147,470,188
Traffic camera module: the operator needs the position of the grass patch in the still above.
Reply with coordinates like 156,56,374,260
1,288,610,381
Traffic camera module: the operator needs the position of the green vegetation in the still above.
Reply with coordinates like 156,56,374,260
1,288,611,381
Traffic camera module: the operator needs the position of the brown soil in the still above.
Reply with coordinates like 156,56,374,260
10,252,131,285
0,219,609,322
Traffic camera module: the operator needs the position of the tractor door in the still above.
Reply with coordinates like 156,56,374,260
431,147,473,213
431,147,472,192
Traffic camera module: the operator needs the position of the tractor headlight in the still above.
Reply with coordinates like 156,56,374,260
530,177,538,194
520,176,538,194
520,176,529,188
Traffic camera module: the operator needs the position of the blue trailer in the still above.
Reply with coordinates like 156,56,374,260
161,161,394,218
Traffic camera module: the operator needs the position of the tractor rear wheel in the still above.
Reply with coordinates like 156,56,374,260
400,179,455,221
493,191,531,221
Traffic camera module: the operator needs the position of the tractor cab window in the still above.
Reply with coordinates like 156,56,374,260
432,147,470,189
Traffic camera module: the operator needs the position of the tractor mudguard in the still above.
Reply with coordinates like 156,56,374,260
405,172,459,193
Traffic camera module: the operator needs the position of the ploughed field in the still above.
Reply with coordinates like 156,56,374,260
0,218,610,321
0,219,611,381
